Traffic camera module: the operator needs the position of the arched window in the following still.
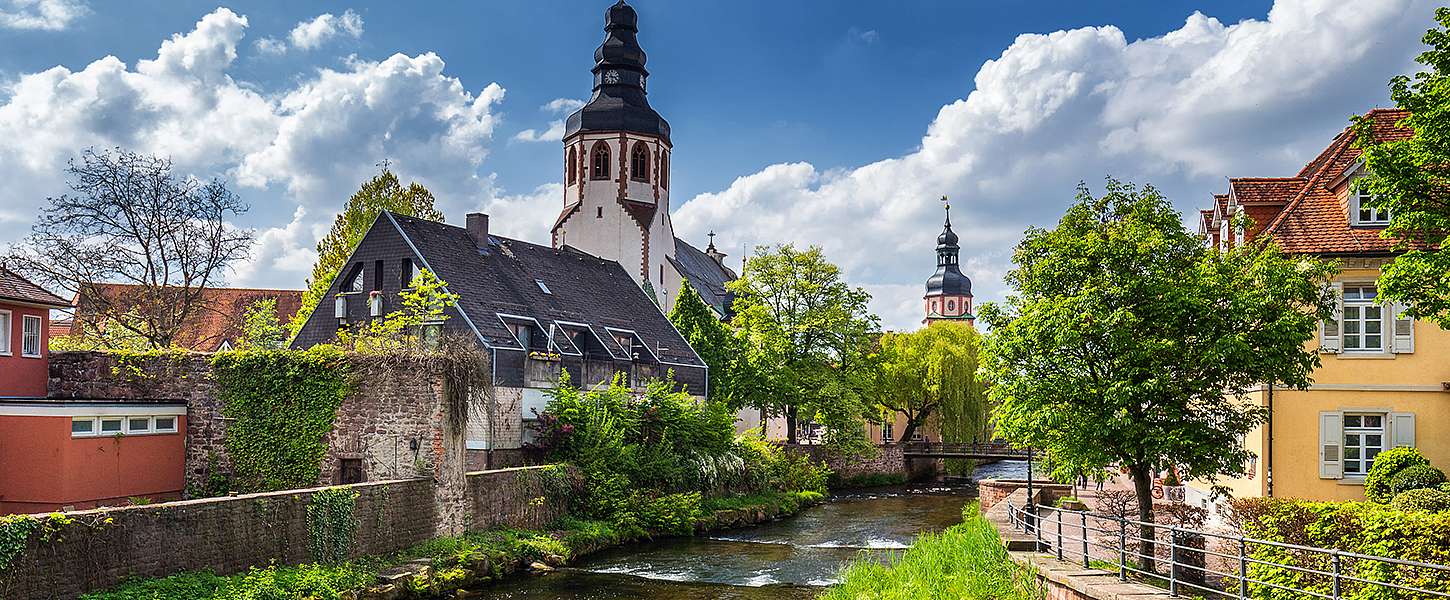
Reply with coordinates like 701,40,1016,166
566,146,577,185
661,150,669,189
591,141,611,180
630,142,650,183
946,299,955,312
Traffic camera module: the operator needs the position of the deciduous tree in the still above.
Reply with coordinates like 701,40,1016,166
668,282,736,401
4,148,252,349
980,179,1336,571
289,167,443,336
728,244,879,446
873,321,987,447
235,298,287,350
1354,7,1450,327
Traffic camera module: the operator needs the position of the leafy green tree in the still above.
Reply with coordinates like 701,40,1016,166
289,167,444,336
1354,7,1450,327
668,282,736,401
336,268,458,353
980,179,1336,570
727,244,879,446
873,321,988,448
235,298,286,350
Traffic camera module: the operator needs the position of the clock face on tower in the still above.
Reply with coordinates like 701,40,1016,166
604,70,620,84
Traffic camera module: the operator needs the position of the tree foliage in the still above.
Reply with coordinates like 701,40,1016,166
4,148,252,349
289,167,443,336
236,298,287,350
1355,7,1450,327
726,244,879,447
668,282,736,401
981,179,1336,569
334,268,457,353
873,321,988,447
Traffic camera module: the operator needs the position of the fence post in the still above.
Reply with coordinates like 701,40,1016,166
1331,550,1341,600
1118,518,1127,582
1169,526,1179,597
1081,511,1090,568
1238,536,1248,599
1056,509,1064,560
1033,505,1043,553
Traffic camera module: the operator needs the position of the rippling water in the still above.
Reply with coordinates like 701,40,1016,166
471,483,977,599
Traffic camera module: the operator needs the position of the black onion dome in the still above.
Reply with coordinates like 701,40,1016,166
926,205,972,296
565,0,671,143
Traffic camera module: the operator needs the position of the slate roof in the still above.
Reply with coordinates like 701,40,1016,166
0,268,69,308
670,237,736,317
1204,109,1418,255
75,284,303,351
387,213,703,367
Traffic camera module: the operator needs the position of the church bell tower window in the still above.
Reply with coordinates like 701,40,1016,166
567,146,577,185
631,142,651,183
591,141,611,180
661,150,669,189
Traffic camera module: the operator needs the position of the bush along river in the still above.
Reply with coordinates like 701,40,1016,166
470,482,977,599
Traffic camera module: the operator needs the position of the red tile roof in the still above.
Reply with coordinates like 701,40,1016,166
74,284,303,351
1205,109,1417,256
0,268,70,308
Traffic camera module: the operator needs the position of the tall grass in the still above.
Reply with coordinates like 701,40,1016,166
819,502,1044,600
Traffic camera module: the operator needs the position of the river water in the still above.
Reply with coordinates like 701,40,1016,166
473,461,1030,599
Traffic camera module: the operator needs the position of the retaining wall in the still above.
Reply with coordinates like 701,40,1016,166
1,465,573,600
785,443,939,484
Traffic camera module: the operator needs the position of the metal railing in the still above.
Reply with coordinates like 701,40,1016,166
1006,502,1450,599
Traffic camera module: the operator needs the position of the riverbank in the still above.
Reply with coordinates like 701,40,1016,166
818,500,1045,600
80,490,824,600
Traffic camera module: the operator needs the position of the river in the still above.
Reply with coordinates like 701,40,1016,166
472,461,1032,599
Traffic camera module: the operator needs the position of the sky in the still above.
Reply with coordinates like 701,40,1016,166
0,0,1436,330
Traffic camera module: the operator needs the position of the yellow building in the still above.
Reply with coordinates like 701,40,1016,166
1196,109,1450,501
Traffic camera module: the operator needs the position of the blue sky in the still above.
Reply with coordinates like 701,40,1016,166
0,0,1435,329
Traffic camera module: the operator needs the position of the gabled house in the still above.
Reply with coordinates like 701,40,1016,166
69,284,303,351
1197,109,1449,502
291,211,708,464
0,267,69,398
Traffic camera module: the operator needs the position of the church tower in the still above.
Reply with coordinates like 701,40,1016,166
553,0,676,300
924,199,973,326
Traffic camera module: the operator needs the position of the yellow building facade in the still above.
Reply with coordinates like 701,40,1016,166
1197,110,1450,502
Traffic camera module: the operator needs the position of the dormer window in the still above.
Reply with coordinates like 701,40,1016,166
1354,189,1391,226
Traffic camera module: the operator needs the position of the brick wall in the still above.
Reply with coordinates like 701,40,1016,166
3,465,576,600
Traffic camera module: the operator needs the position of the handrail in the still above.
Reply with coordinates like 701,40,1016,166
1005,501,1450,599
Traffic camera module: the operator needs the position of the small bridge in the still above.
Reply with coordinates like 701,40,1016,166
900,442,1036,460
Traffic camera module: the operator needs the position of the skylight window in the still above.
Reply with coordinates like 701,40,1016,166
535,279,552,294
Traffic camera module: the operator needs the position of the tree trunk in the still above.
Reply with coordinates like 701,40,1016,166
1130,463,1156,573
895,406,933,446
785,405,798,445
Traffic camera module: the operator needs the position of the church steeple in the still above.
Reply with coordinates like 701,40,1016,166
924,197,973,326
565,0,671,143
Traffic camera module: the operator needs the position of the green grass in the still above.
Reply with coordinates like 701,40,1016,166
818,501,1045,600
700,490,824,513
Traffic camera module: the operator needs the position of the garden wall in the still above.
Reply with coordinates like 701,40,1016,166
785,443,938,485
1,466,574,600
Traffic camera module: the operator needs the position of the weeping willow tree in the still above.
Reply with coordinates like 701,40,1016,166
874,321,989,475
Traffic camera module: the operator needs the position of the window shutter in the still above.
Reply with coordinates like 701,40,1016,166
1391,412,1416,448
1390,302,1414,354
1319,411,1343,479
1320,282,1343,353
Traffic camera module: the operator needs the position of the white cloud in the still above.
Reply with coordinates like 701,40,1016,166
512,97,585,143
253,9,363,56
0,7,512,290
674,0,1432,330
0,0,87,31
289,9,363,50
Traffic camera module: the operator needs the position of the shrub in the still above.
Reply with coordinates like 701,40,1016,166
1393,488,1450,513
1441,482,1450,494
635,492,703,536
1365,447,1431,503
1390,464,1447,496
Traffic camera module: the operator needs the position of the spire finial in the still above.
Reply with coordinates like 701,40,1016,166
941,195,951,228
707,230,717,249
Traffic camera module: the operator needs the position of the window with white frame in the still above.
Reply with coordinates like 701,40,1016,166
1219,220,1229,251
70,414,181,437
21,314,40,357
1354,189,1391,226
880,420,894,444
0,310,10,355
1342,413,1385,477
1342,285,1384,352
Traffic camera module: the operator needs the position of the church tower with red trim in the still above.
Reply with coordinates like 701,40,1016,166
924,198,974,326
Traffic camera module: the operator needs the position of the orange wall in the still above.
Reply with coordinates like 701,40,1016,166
0,303,51,398
0,415,185,514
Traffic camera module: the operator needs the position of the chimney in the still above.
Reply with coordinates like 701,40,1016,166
466,213,489,246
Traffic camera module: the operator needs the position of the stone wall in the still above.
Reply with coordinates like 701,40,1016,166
3,465,575,600
786,443,938,484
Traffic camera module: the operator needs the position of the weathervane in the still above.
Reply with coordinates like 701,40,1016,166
941,195,951,225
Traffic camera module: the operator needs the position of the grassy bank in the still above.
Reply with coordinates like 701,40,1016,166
82,491,823,600
819,501,1044,600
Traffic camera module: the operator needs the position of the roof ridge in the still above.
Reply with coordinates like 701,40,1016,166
1263,128,1357,237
